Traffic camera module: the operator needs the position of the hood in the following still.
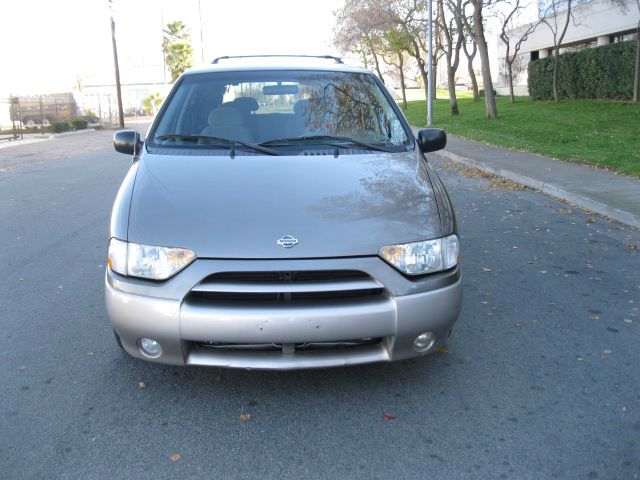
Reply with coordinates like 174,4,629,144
127,150,441,259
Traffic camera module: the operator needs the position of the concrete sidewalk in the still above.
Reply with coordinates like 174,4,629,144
421,130,640,229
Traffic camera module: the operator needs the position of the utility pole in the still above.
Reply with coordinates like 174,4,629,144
198,0,205,63
161,9,167,84
427,0,433,126
109,0,125,128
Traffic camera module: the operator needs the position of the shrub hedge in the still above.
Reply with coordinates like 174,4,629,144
52,122,71,133
72,117,88,130
528,40,636,100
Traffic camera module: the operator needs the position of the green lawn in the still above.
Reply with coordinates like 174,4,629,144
403,96,640,177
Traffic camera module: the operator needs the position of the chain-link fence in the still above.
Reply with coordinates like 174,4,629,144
0,92,130,141
0,97,24,141
1,84,168,142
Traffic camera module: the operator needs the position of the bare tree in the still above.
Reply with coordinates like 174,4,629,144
498,0,540,102
395,1,433,108
381,29,413,109
462,33,480,100
462,0,498,117
334,0,388,82
539,0,574,102
439,0,465,114
375,0,438,111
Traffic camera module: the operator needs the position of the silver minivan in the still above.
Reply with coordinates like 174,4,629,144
106,55,462,370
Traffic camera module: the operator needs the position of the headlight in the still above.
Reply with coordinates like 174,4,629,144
379,234,459,275
107,238,196,280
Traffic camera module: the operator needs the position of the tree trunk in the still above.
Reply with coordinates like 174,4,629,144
447,68,459,115
419,65,429,112
472,1,497,118
465,46,479,101
429,59,438,101
552,46,560,102
372,51,385,84
110,16,125,128
552,0,572,102
398,53,407,110
634,20,639,103
469,64,479,101
508,61,515,103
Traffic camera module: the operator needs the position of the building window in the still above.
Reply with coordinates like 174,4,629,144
612,32,638,43
560,40,597,54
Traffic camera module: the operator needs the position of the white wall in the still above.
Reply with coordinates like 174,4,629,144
495,0,640,91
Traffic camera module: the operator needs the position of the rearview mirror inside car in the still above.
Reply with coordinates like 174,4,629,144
263,84,299,95
417,128,447,153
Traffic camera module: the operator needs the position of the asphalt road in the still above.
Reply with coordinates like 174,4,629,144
1,131,638,479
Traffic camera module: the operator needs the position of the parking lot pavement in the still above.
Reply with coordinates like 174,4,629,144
0,144,638,479
0,124,149,173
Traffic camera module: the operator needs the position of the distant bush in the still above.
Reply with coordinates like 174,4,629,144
72,117,88,130
52,122,71,133
479,89,497,97
529,40,635,100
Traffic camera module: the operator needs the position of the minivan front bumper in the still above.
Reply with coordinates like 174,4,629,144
105,257,462,370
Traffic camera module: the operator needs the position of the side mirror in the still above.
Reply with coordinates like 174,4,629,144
417,128,447,153
113,130,142,156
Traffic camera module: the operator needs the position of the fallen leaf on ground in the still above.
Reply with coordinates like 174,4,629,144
240,413,251,421
169,454,181,462
435,347,448,353
586,217,596,224
382,413,397,420
213,374,222,382
138,381,148,389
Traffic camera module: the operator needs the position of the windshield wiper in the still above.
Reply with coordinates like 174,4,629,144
155,134,281,156
259,135,395,152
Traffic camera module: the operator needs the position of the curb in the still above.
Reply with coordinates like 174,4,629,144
0,128,97,150
0,137,49,150
436,149,640,230
49,128,96,139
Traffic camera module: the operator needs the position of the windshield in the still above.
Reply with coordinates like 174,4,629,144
148,70,411,153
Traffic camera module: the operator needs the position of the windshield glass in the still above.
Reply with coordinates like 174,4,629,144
149,70,411,153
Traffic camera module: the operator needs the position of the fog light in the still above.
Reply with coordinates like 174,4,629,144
414,332,436,352
139,337,162,357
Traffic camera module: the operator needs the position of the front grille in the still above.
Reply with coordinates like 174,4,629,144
194,337,382,353
204,270,370,283
185,270,384,304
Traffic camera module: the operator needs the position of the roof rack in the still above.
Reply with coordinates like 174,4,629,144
211,54,344,65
